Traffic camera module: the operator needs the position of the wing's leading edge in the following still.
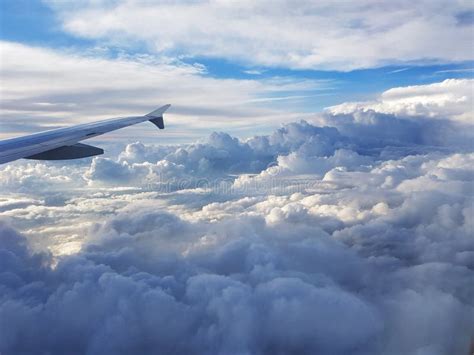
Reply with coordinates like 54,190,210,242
0,105,170,164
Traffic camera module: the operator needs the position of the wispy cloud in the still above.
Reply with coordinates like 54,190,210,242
0,41,329,141
45,1,474,70
387,67,411,74
243,69,265,75
434,68,474,74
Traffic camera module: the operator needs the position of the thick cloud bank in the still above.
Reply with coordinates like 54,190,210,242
0,80,473,354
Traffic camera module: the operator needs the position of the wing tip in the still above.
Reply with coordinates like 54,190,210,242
146,104,171,118
149,116,165,129
147,104,169,129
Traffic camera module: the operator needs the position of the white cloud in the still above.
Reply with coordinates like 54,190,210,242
45,0,474,70
0,41,323,141
243,69,265,75
327,79,474,124
1,144,473,353
0,78,473,354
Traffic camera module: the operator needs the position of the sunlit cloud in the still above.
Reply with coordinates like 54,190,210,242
46,0,474,70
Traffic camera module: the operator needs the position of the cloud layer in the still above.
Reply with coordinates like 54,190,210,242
46,0,474,70
0,79,473,354
0,41,324,141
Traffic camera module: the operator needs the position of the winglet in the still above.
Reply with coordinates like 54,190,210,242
146,104,171,118
146,104,170,130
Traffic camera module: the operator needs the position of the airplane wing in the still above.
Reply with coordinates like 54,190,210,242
0,104,170,164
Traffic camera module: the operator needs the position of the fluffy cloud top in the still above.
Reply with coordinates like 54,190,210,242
328,79,473,123
46,0,474,70
0,79,473,354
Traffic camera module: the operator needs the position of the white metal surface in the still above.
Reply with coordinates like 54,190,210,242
0,105,170,164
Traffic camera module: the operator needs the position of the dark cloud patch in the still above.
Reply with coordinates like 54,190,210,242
456,10,474,26
0,216,383,355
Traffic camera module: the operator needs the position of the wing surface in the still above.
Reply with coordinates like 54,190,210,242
0,105,170,164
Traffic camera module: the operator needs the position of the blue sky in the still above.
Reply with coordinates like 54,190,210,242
2,0,472,101
194,57,474,110
0,0,473,141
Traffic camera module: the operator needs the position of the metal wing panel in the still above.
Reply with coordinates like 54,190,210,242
0,105,170,164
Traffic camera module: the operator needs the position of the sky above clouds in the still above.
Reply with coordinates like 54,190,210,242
0,1,473,354
1,0,473,142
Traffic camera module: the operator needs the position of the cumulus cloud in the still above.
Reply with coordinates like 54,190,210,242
327,78,474,124
1,147,473,354
0,79,473,354
45,0,474,70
